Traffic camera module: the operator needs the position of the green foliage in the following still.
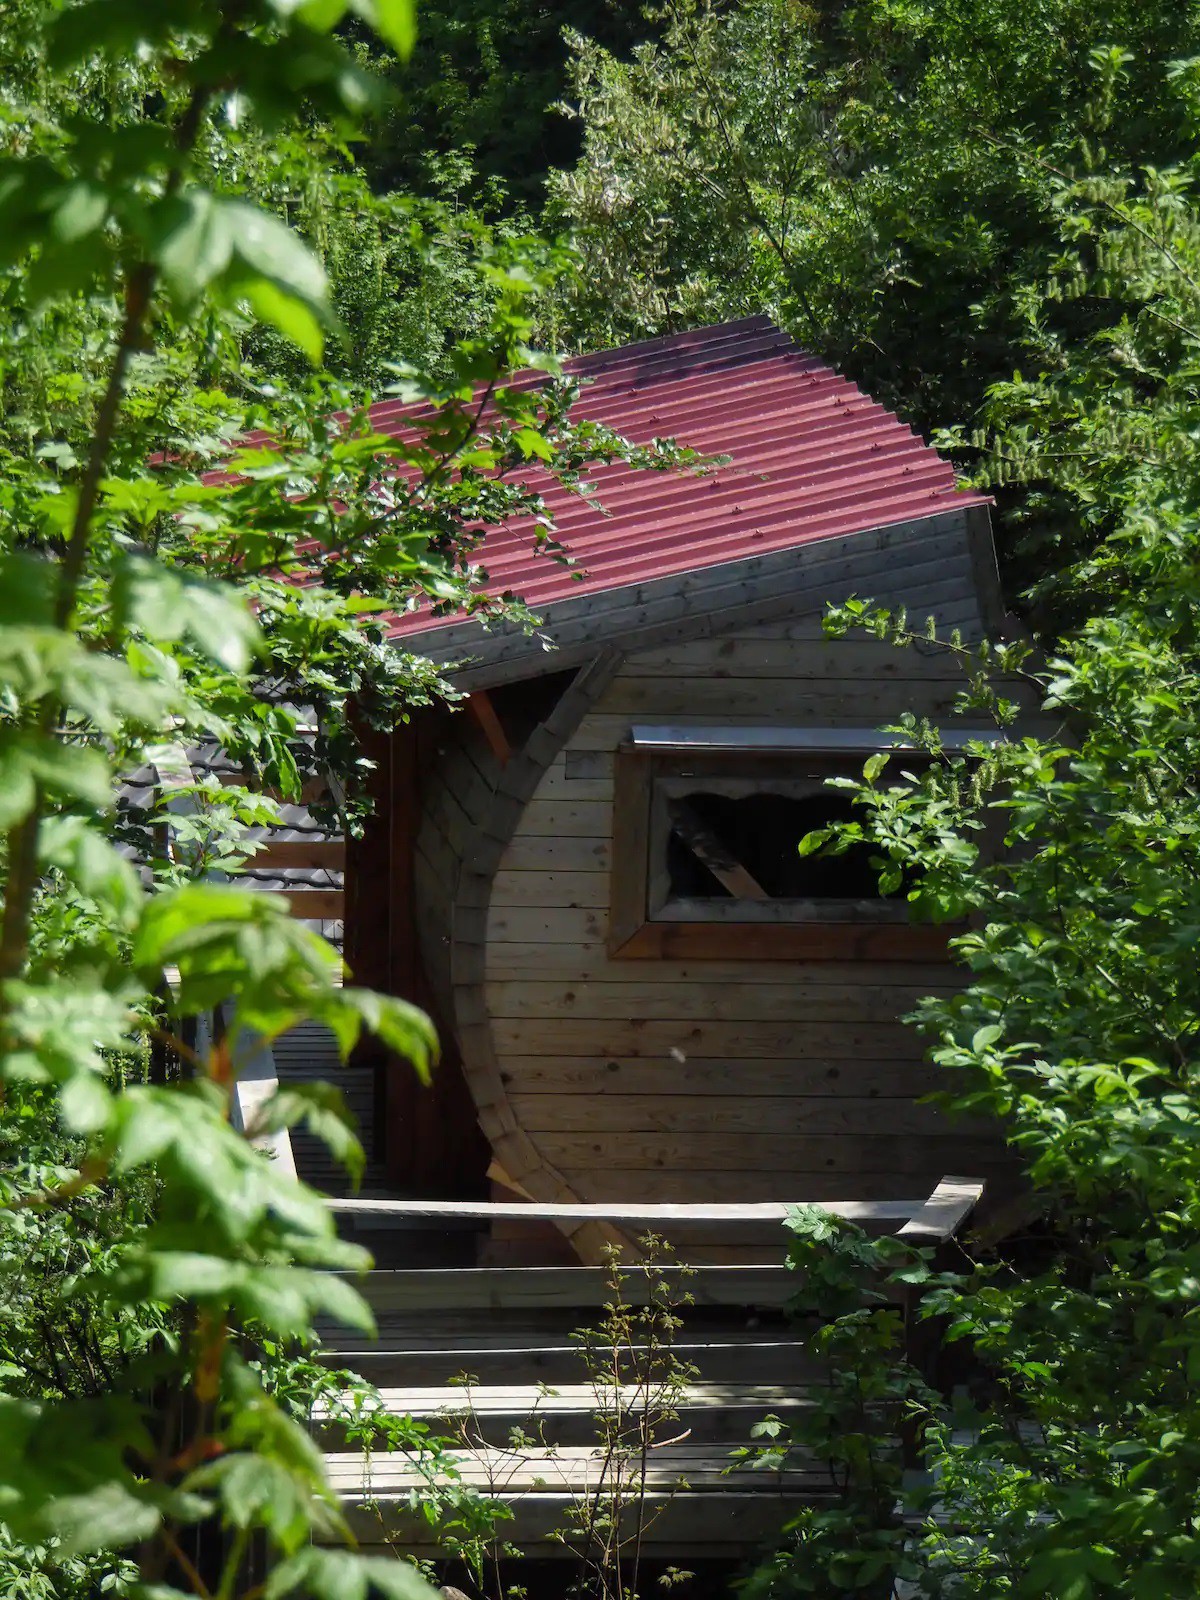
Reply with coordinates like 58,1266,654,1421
549,0,1200,587
420,1238,697,1600
363,2,665,205
0,2,696,1597
748,134,1200,1598
738,1211,939,1599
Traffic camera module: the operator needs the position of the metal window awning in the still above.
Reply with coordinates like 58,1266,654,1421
628,725,1009,754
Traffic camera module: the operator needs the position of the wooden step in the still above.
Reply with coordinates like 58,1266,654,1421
314,1378,814,1447
312,1180,984,1558
325,1442,836,1551
320,1336,822,1388
353,1263,801,1315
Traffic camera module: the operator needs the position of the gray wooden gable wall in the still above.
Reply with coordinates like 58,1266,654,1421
410,507,1020,1260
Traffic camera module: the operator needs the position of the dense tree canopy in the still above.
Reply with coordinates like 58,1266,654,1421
362,0,662,202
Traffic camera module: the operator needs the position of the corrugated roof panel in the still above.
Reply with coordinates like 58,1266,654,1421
379,316,988,642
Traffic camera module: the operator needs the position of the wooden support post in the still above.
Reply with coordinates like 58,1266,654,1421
467,690,512,766
345,709,489,1195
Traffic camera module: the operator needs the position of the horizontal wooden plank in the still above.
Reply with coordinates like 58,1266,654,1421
746,604,977,642
613,919,952,962
562,748,614,781
482,905,949,957
318,1305,815,1352
319,1379,808,1417
655,898,910,926
564,1167,1017,1204
564,1167,1016,1204
534,1132,1003,1174
490,1016,920,1059
248,840,345,869
593,676,971,719
497,835,611,873
328,1440,827,1493
494,1056,951,1098
482,942,961,985
897,1174,985,1241
356,1263,801,1314
337,1486,836,1550
510,800,613,837
489,872,610,909
316,1381,812,1446
624,638,982,678
320,1337,824,1388
569,711,999,753
343,1498,840,1555
485,979,951,1023
257,889,345,918
527,760,613,802
487,906,609,946
325,1195,923,1223
507,1094,978,1138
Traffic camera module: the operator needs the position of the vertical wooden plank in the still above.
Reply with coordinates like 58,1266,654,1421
963,503,1004,639
343,719,392,1163
347,709,490,1196
608,746,651,954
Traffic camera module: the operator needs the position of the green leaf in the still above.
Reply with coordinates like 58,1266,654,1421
0,552,56,627
258,1081,366,1186
0,746,37,829
240,276,327,365
266,1547,439,1600
0,158,69,267
267,0,349,25
24,739,113,809
143,191,236,307
38,815,143,926
863,751,889,783
112,555,261,671
513,426,554,461
221,202,334,359
47,180,110,244
1,979,134,1088
141,193,335,359
319,987,437,1080
0,1396,163,1554
47,0,189,65
348,0,416,57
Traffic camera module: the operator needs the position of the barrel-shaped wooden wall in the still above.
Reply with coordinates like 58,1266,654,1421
414,511,1015,1260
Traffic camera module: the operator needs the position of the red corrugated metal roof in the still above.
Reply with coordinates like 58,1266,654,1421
382,315,989,642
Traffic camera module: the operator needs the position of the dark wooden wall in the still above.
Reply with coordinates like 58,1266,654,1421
344,712,490,1196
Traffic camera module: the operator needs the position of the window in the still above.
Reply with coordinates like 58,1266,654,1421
608,726,990,961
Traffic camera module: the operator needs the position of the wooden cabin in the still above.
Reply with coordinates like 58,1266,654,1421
195,316,1019,1559
334,316,1014,1269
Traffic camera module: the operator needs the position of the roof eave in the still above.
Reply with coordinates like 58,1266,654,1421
392,500,995,691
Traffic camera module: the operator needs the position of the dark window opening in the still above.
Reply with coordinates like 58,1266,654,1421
665,791,890,901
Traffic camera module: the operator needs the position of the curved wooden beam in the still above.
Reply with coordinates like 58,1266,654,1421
444,650,627,1263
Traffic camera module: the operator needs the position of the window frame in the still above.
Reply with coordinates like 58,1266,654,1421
608,726,996,962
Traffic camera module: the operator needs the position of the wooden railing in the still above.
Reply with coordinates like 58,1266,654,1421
324,1178,983,1244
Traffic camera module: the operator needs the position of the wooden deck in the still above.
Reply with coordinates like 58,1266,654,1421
311,1182,981,1557
233,1027,983,1558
